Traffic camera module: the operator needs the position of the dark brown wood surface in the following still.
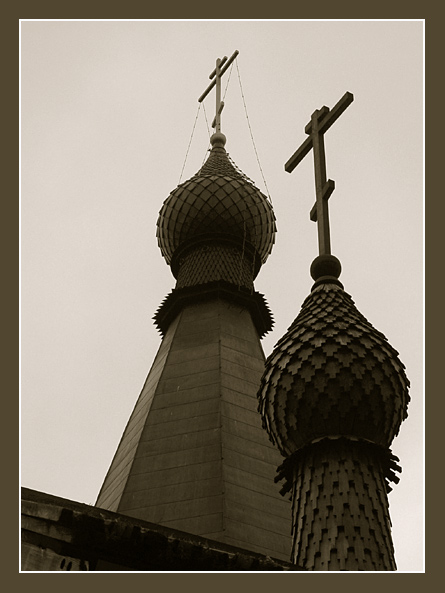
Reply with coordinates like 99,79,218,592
96,297,292,561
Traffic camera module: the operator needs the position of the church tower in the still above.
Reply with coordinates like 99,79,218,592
95,53,292,561
257,93,410,570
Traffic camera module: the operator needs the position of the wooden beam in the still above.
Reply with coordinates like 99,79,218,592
198,50,239,103
284,136,313,173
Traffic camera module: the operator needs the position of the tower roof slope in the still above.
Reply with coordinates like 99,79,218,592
156,135,276,276
258,282,410,457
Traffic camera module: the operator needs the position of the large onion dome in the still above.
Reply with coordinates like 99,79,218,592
258,279,410,457
156,133,276,278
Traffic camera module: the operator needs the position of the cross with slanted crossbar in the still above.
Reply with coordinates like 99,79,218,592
198,50,239,134
285,92,354,256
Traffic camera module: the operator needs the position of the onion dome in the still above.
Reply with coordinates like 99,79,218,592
156,133,276,279
258,279,410,457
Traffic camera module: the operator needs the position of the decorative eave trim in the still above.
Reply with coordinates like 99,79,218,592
273,435,402,498
154,280,274,338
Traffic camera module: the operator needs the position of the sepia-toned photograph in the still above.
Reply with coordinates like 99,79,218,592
20,19,424,572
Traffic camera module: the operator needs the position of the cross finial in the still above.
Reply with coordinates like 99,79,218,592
198,50,239,136
285,92,354,261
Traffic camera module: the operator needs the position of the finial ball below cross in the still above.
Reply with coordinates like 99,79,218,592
285,92,353,284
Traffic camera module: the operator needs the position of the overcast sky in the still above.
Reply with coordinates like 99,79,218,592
20,20,424,572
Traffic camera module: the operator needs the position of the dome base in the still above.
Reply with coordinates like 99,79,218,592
154,280,274,338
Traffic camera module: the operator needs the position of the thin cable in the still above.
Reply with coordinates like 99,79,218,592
198,61,237,172
235,60,273,204
178,104,201,185
202,101,212,138
200,62,235,170
222,62,235,101
201,102,212,168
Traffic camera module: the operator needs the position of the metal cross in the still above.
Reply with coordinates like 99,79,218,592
285,92,354,256
198,50,239,134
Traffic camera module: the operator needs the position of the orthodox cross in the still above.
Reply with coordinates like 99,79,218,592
198,50,239,134
285,92,354,256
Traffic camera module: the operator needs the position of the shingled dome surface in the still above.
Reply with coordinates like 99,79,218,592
156,137,276,268
258,282,410,457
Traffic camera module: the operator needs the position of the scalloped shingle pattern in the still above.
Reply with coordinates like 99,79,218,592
176,244,255,290
288,438,397,571
156,146,276,266
258,283,410,457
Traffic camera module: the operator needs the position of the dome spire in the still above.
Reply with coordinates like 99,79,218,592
285,91,354,284
257,92,410,570
156,55,276,337
198,50,239,141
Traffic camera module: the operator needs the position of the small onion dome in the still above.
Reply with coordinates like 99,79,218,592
157,133,276,277
258,282,410,457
